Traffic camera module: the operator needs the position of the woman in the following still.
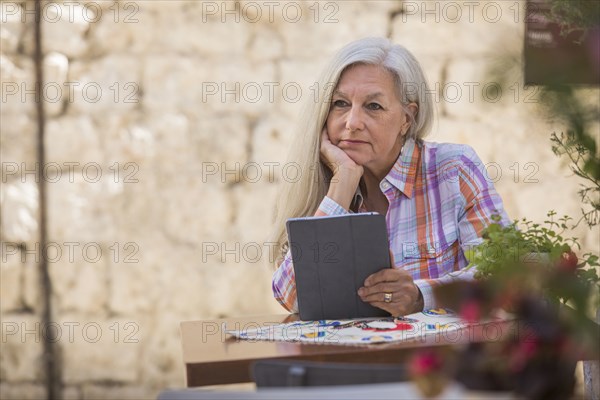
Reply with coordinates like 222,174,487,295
271,37,509,317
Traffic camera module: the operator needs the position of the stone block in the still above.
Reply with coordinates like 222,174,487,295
0,2,24,54
232,263,287,315
276,59,328,121
107,258,155,316
0,180,38,243
153,2,249,57
251,114,294,178
45,115,104,165
443,57,531,120
119,6,156,54
141,56,204,114
86,1,149,56
67,55,140,115
138,312,186,388
0,216,40,317
0,383,46,400
49,257,108,315
107,169,161,241
0,113,37,170
143,55,276,116
391,1,522,60
0,313,44,382
46,173,120,243
247,25,284,63
161,175,233,246
193,251,282,319
202,60,277,117
43,51,69,117
62,386,82,400
0,245,23,312
278,1,391,60
192,113,250,168
231,182,277,246
22,255,42,313
0,54,35,115
41,2,91,58
59,314,142,384
136,113,190,173
81,384,157,400
97,112,155,167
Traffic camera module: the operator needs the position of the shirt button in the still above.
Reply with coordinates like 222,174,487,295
381,182,390,190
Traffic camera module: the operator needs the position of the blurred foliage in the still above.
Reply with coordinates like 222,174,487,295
539,86,599,229
465,211,600,312
433,209,600,398
488,3,600,231
545,0,600,35
426,2,600,397
539,82,600,228
551,130,600,227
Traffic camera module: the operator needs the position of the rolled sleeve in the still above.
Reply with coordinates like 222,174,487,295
413,279,436,311
317,196,351,216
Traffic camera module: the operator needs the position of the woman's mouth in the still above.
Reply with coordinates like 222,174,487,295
341,139,368,145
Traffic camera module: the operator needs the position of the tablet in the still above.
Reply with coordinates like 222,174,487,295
286,213,391,320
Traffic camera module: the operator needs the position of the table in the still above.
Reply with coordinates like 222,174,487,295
180,314,517,387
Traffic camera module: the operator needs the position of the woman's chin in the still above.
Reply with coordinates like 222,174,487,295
342,150,368,166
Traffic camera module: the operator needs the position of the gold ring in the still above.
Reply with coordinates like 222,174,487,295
384,292,393,303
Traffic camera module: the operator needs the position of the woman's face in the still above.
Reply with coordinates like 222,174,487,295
326,63,414,176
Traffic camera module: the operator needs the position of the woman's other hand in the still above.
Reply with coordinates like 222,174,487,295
320,128,363,210
357,251,424,316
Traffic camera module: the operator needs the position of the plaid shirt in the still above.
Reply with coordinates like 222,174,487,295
273,138,510,312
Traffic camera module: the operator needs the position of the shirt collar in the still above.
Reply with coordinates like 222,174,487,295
351,185,364,212
383,137,420,199
351,138,420,209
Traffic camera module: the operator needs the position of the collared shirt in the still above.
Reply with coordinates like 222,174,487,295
272,138,510,313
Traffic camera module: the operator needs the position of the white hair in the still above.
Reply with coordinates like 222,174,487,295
271,37,435,265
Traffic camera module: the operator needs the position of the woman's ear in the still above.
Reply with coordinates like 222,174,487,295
402,103,418,135
407,102,418,119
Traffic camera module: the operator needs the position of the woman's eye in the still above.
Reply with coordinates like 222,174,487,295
332,99,348,107
367,103,383,110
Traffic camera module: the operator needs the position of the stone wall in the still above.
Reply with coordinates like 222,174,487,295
1,1,598,399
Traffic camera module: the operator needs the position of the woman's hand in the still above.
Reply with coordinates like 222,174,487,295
320,128,363,210
320,127,362,176
357,251,424,316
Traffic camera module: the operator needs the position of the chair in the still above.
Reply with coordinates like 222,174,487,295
251,359,408,387
157,381,467,400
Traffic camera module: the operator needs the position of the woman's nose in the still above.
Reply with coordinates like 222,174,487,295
345,105,365,132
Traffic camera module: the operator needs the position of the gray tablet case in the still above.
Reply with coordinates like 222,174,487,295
286,213,391,320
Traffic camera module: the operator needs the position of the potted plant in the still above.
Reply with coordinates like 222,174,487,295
427,213,599,399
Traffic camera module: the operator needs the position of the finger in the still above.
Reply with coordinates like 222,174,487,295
362,291,412,305
358,282,401,298
370,302,413,317
364,268,411,287
362,283,418,303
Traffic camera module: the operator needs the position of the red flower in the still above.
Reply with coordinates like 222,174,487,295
409,350,443,376
558,250,578,273
459,300,481,324
509,330,540,372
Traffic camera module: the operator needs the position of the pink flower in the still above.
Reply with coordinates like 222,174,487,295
558,250,578,273
459,300,481,324
409,351,443,376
